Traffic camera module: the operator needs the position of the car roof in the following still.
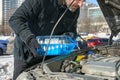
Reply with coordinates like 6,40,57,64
88,37,109,40
0,40,8,43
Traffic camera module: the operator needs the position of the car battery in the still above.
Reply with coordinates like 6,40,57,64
36,35,77,56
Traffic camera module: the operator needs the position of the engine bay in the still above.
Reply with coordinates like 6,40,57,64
16,45,120,80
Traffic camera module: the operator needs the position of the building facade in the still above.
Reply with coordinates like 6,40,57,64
88,7,110,33
2,0,25,25
3,0,11,24
0,0,3,25
16,0,25,8
88,7,105,22
77,2,110,34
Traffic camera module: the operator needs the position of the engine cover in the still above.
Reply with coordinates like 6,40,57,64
82,57,120,77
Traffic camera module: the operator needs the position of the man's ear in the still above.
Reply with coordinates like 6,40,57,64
62,0,66,5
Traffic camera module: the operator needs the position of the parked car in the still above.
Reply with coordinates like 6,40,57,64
6,35,15,54
87,38,109,47
0,40,8,55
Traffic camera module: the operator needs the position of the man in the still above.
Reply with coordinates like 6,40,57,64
9,0,84,80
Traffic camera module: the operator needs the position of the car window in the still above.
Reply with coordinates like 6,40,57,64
87,39,95,42
99,39,102,42
102,39,109,42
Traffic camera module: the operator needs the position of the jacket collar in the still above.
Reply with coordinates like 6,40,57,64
58,0,67,8
58,0,65,6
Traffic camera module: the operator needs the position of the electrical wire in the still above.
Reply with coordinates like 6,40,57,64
41,0,75,73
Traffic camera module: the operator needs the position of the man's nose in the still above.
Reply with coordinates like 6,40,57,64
78,1,84,7
74,0,84,7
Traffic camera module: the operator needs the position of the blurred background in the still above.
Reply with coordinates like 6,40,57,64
0,0,110,36
0,0,114,55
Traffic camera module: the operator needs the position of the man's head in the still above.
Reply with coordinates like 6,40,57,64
65,0,85,12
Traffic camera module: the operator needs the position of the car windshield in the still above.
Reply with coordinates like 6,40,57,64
87,39,96,42
102,39,109,42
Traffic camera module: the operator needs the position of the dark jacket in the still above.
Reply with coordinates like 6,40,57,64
9,0,80,63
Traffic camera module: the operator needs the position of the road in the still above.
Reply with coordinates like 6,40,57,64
0,54,14,80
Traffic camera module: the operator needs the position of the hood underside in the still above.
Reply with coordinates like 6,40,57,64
97,0,120,36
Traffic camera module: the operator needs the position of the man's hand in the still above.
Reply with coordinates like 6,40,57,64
28,37,41,58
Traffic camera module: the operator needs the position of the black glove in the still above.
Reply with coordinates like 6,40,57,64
28,37,41,58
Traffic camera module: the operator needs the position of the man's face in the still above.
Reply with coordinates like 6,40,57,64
65,0,84,12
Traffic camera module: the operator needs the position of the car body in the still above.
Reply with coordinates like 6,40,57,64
0,40,8,55
87,38,109,47
17,45,120,80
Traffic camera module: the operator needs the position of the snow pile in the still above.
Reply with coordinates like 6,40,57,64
0,55,14,80
0,36,10,40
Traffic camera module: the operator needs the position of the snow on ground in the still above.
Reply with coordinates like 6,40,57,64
0,36,11,40
96,32,110,38
0,55,14,80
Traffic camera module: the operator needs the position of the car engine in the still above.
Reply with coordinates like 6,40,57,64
16,45,120,80
61,45,120,80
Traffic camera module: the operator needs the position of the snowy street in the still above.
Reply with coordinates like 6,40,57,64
0,55,14,80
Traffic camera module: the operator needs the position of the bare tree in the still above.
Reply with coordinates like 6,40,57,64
1,8,17,36
78,16,92,33
97,16,105,23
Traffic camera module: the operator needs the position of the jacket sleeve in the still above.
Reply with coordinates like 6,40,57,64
9,0,41,44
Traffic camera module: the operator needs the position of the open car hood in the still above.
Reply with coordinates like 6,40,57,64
97,0,120,37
